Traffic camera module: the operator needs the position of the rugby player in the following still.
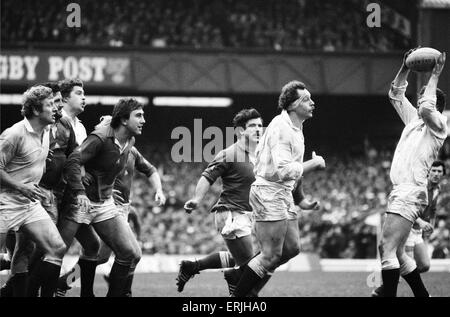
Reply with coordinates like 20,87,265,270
232,81,325,297
60,115,166,297
61,98,145,296
0,86,66,297
372,161,445,297
378,49,446,297
177,108,263,293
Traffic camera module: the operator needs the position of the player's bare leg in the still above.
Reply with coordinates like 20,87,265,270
93,215,141,297
413,242,431,273
379,213,413,297
232,220,287,297
21,219,66,297
217,235,254,295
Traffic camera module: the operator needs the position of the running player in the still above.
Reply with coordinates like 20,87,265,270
231,81,325,297
176,108,263,293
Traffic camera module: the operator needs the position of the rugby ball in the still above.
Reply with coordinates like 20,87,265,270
405,47,441,72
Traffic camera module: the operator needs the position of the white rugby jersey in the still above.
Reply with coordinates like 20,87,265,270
62,109,87,145
389,82,447,193
253,110,304,190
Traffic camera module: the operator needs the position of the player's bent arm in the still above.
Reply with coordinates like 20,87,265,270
0,169,23,192
269,129,303,181
192,176,212,202
64,135,103,196
302,153,325,174
0,138,23,192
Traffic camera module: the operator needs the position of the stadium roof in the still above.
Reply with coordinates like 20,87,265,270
421,0,450,8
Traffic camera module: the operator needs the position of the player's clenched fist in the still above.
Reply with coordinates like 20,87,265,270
312,151,326,170
184,198,199,214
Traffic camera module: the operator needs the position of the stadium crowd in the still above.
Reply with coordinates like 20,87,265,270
124,145,450,259
2,0,411,51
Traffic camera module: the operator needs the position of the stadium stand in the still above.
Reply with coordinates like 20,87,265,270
1,0,412,51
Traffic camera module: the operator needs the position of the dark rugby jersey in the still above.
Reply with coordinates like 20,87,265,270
65,125,134,203
201,142,255,212
413,184,440,230
40,117,77,189
114,146,156,203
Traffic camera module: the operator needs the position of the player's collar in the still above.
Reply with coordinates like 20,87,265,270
281,110,300,131
23,118,50,134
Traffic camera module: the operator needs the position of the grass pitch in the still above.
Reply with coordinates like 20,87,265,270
62,271,450,297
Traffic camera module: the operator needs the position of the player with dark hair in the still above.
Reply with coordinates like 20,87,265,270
231,81,325,297
378,49,446,297
61,98,145,296
372,161,446,297
52,78,107,297
58,115,166,297
0,85,66,297
177,108,263,293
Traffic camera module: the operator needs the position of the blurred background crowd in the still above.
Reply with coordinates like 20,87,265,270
2,0,411,51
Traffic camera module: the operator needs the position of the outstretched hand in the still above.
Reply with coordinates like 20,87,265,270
432,52,446,77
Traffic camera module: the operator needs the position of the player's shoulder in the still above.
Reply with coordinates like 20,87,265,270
130,146,142,158
0,120,26,141
267,113,288,131
90,125,112,141
221,143,242,157
58,117,74,130
210,146,233,163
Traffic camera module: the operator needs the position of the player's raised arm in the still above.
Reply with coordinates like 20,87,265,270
419,52,447,135
388,48,420,125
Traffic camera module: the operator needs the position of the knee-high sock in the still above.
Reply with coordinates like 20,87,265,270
402,269,429,297
381,258,400,297
34,259,62,297
250,271,273,296
106,260,131,297
26,249,45,297
78,258,98,297
11,272,28,297
197,251,235,271
123,264,137,297
232,258,266,297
